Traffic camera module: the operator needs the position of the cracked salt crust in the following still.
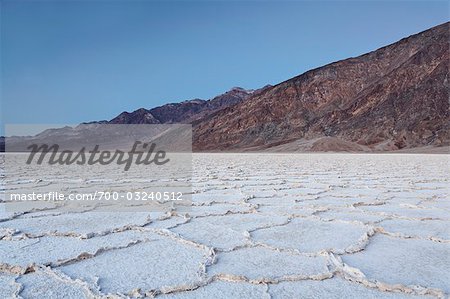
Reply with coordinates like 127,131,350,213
248,194,298,206
208,246,330,281
342,234,450,294
251,217,371,254
0,200,59,221
315,209,386,224
159,281,269,299
359,204,450,220
146,215,189,229
58,237,209,296
255,203,317,217
16,269,88,299
0,211,153,238
192,189,245,205
378,219,450,241
0,153,449,298
268,278,432,299
181,203,251,218
0,272,20,298
172,213,288,250
296,196,377,208
0,230,155,271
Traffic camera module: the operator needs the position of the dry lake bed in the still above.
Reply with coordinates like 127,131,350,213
0,153,449,298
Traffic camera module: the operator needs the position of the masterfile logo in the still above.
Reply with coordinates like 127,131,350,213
25,141,170,171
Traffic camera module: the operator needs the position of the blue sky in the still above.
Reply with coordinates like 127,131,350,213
1,0,448,134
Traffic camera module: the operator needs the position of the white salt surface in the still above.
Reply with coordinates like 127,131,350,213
0,153,448,298
268,278,431,299
159,280,269,299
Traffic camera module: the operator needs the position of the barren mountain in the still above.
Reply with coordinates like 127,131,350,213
193,22,449,151
109,87,266,125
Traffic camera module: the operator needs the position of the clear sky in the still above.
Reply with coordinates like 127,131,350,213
1,0,448,134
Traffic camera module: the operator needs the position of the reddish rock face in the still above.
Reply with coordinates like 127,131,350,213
193,22,449,151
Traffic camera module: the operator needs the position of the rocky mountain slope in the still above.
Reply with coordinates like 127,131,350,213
193,22,449,151
109,87,267,125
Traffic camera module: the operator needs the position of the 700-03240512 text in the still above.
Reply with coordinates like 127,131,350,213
8,191,184,201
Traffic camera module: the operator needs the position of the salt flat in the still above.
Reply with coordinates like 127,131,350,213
0,153,449,298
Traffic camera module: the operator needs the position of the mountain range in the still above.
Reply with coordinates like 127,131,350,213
2,22,449,153
108,86,270,125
